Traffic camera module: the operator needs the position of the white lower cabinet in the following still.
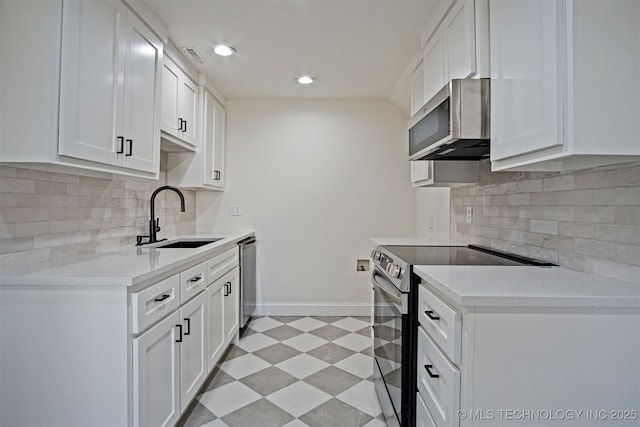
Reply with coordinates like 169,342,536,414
133,311,181,427
416,284,640,426
179,291,208,412
207,277,226,369
223,267,240,344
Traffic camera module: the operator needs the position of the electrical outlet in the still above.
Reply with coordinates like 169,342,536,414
427,214,434,229
229,205,242,216
466,206,473,223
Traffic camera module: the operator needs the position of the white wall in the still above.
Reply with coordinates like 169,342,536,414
415,187,450,240
196,99,416,315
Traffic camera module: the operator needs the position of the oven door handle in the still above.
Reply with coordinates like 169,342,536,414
372,269,406,314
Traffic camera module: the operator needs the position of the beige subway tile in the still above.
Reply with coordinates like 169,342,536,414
557,252,592,273
15,194,51,208
65,208,92,220
51,195,80,208
616,207,640,226
463,196,475,205
558,222,594,239
66,184,92,197
0,208,36,223
64,231,92,245
498,206,520,218
543,206,575,221
518,206,545,219
0,193,18,208
543,175,575,191
0,237,34,254
530,219,558,235
518,179,543,193
16,168,52,181
35,208,66,222
0,248,50,269
591,258,640,283
0,178,35,194
575,169,620,189
491,217,530,230
34,181,67,195
489,195,508,205
593,224,640,245
498,229,543,246
574,206,616,224
616,244,640,266
574,238,617,261
499,182,519,194
530,189,593,206
507,193,530,206
79,176,113,187
499,241,558,264
102,217,130,228
50,173,79,184
615,165,640,187
593,187,640,206
0,165,17,178
469,225,500,239
50,219,80,233
0,223,16,239
542,235,574,252
78,218,103,231
34,233,67,249
15,221,51,237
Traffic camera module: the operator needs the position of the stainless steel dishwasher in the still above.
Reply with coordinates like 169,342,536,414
238,236,256,330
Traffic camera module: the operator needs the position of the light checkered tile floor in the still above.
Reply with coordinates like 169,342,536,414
176,316,384,427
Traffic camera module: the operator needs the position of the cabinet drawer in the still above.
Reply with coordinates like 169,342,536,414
180,262,207,304
417,327,460,427
207,247,238,284
416,392,438,427
418,285,461,364
132,274,180,334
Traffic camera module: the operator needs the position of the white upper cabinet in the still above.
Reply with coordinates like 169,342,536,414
410,62,425,117
0,0,162,179
160,56,198,150
167,89,226,191
490,0,640,171
420,0,487,106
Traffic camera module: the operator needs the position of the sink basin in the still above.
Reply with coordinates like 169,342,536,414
155,238,223,248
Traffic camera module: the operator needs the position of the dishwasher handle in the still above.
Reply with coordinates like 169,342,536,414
238,236,256,246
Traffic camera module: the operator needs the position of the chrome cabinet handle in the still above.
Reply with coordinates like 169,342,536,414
425,364,439,378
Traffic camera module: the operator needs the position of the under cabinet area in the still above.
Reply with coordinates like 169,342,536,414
411,161,478,187
415,277,640,427
0,237,249,427
0,0,163,179
489,0,640,171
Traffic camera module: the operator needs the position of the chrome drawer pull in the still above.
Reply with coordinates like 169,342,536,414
154,294,170,302
425,310,440,321
425,364,440,378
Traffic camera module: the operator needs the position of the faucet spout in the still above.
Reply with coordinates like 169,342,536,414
146,185,186,244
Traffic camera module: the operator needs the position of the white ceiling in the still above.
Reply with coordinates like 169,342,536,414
145,0,437,101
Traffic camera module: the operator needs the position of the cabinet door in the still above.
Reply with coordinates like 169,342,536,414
121,11,161,173
180,76,198,146
423,30,447,103
223,267,239,345
133,311,180,427
411,161,434,187
212,99,227,188
207,281,226,371
179,292,208,411
160,59,180,137
202,91,217,187
489,0,563,161
410,61,425,116
58,0,125,166
444,0,476,79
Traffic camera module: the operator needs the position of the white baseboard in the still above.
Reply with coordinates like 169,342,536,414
254,303,371,317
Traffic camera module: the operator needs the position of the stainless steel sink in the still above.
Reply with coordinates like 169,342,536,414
155,238,223,248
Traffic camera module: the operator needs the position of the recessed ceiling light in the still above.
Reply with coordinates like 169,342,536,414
213,45,236,57
297,76,315,85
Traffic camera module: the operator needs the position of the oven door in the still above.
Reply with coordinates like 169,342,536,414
372,267,407,427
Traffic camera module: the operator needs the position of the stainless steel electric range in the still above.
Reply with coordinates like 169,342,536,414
370,244,553,427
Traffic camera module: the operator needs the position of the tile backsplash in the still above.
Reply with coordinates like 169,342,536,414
0,154,196,268
451,160,640,282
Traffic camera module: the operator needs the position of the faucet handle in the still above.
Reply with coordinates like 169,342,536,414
155,218,161,233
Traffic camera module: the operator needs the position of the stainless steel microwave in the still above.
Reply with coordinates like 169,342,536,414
408,78,490,161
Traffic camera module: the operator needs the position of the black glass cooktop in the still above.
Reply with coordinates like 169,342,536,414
384,245,554,266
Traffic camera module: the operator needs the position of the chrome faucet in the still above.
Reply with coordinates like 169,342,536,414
136,186,186,246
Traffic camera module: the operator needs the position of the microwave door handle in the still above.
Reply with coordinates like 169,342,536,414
372,270,406,314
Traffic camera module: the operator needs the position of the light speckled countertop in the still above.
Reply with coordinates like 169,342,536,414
415,264,640,308
0,231,254,287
